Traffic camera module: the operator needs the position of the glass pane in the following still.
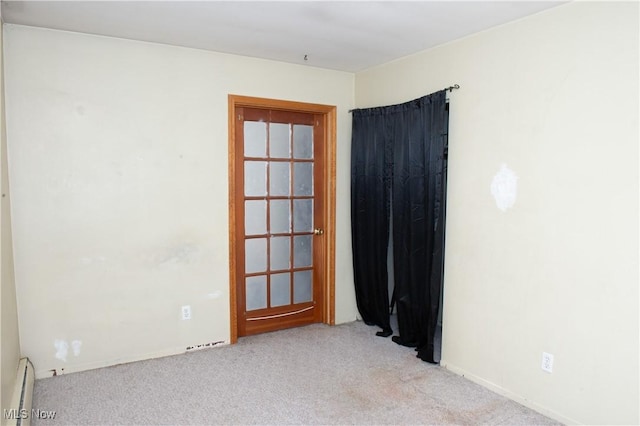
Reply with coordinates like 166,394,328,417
270,273,291,307
245,161,267,196
270,162,290,196
245,200,266,235
270,123,290,158
294,271,312,304
294,162,313,196
294,235,312,268
293,199,313,232
245,238,267,273
246,275,267,311
244,121,267,158
293,125,313,159
270,236,290,271
270,200,291,234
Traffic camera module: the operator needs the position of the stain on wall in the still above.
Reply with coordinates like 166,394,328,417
490,163,518,212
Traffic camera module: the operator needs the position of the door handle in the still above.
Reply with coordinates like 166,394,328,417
314,228,324,236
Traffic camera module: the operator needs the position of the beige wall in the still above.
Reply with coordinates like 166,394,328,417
0,18,22,416
3,24,357,378
357,2,638,424
4,3,639,424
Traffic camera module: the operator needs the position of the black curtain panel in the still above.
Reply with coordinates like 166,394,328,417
390,92,447,364
350,109,394,336
350,91,448,362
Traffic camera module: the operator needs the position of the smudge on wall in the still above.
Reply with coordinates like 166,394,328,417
54,340,68,362
54,339,82,361
71,340,82,356
490,163,518,212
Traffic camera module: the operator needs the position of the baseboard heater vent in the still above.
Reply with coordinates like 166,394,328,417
6,358,35,426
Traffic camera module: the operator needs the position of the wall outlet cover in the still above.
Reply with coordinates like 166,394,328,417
181,305,192,320
542,352,554,373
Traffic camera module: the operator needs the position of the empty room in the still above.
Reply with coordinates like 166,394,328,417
1,1,638,425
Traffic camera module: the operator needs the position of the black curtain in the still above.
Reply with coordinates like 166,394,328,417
350,109,394,336
350,91,448,362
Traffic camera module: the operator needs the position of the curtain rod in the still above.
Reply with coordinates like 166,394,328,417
348,84,460,113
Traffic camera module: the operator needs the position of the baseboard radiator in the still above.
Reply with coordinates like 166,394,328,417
6,358,35,426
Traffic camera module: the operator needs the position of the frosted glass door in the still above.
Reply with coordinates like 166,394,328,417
239,108,319,331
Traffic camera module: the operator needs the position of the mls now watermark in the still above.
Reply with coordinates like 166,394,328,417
4,408,57,420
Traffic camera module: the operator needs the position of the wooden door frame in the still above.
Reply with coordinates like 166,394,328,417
228,94,336,343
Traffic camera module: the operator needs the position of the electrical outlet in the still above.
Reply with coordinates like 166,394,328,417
541,352,554,373
181,305,191,320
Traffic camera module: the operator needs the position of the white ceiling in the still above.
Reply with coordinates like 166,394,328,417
1,1,567,72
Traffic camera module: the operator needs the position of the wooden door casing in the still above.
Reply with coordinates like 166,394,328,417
228,95,337,342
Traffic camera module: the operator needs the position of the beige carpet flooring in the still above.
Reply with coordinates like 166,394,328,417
32,320,560,425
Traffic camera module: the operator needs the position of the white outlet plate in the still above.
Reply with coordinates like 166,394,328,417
541,352,554,373
181,305,191,320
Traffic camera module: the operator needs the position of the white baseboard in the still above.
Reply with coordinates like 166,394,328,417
33,342,230,379
441,360,578,425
